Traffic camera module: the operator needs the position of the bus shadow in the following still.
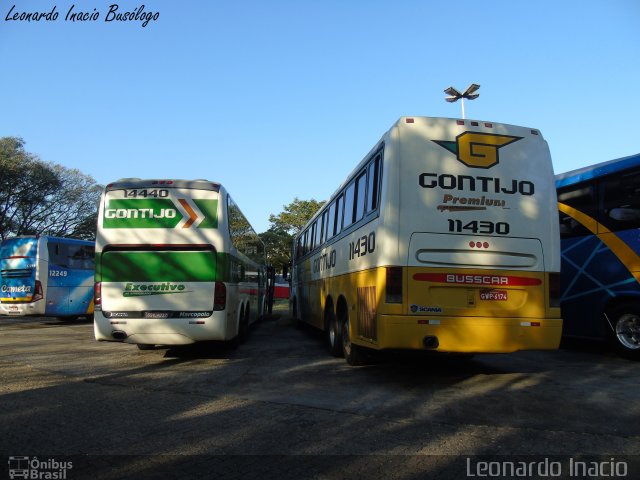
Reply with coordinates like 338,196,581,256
560,336,614,356
44,316,94,326
162,341,239,360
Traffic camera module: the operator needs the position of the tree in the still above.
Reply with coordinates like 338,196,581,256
0,137,102,241
261,197,325,273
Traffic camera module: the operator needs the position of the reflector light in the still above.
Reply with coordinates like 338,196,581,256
386,267,403,303
484,123,493,128
406,118,414,123
94,282,102,308
471,121,479,126
33,281,44,302
531,130,539,135
520,321,541,327
214,282,227,310
483,242,489,248
456,120,465,125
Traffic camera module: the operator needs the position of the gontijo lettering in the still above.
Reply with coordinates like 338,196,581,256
105,208,177,219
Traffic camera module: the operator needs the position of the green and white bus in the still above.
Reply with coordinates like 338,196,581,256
94,179,267,348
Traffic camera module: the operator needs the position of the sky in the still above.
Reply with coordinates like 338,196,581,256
1,0,639,233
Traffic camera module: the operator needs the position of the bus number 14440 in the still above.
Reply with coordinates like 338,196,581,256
349,232,375,260
447,219,510,235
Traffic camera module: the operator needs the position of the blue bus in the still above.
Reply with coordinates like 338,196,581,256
0,235,95,319
556,153,640,359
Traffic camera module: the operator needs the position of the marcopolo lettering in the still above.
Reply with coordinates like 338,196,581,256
105,208,177,219
419,173,534,196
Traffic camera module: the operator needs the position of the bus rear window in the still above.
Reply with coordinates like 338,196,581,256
0,238,37,259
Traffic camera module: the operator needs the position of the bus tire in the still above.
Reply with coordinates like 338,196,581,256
341,314,367,366
325,303,343,357
238,304,249,343
606,303,640,360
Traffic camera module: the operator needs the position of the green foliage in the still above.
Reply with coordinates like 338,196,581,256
261,197,324,273
0,137,102,241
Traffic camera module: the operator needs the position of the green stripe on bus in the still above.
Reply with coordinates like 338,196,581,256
101,251,216,282
193,199,219,228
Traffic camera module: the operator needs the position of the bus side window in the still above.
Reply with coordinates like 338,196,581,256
600,170,640,232
68,245,95,270
310,222,317,251
320,211,328,245
343,182,356,229
354,171,367,222
325,202,336,241
558,184,596,238
47,242,68,267
367,154,381,212
335,194,344,236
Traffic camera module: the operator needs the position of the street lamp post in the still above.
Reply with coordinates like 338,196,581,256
444,83,480,119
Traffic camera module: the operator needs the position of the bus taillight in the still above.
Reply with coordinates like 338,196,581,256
549,273,561,308
386,267,403,303
94,282,102,309
33,280,43,302
214,282,226,310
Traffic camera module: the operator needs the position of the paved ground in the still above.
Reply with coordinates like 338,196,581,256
1,308,639,479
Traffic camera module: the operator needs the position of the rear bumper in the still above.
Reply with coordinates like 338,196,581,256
372,315,563,353
93,311,231,345
0,301,45,316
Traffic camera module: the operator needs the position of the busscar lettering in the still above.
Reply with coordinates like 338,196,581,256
446,274,509,285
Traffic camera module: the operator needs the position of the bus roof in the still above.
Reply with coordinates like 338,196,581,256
555,153,640,188
106,179,221,191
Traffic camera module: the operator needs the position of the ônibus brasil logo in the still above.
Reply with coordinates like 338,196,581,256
433,132,522,169
103,198,218,229
123,282,190,297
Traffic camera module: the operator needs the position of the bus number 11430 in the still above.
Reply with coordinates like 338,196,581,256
349,232,375,260
447,219,510,235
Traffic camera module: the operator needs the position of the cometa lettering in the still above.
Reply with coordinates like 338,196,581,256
1,285,32,293
105,208,177,219
419,173,534,196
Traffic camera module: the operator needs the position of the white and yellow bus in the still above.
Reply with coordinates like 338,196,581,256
290,117,562,365
94,179,267,349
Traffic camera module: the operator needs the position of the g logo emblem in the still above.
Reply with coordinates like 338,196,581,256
434,132,522,169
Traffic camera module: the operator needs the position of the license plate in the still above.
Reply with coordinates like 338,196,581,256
480,290,508,301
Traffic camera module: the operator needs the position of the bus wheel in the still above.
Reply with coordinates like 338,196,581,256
325,307,343,357
607,304,640,360
341,315,367,366
239,305,249,343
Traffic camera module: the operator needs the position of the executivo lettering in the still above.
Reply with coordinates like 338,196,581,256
123,282,188,297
